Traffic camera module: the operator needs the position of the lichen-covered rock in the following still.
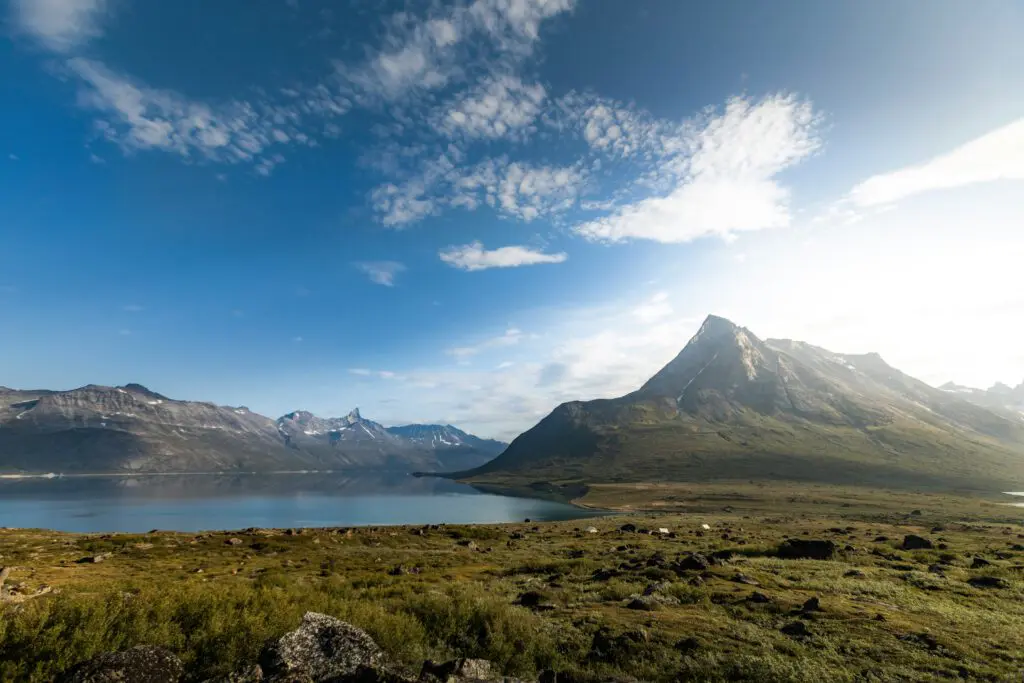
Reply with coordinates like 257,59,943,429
259,612,385,682
58,645,184,683
200,665,264,683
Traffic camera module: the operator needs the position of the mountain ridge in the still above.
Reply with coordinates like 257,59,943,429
463,315,1024,491
0,385,505,474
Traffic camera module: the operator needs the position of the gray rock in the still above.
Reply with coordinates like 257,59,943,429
780,621,810,638
200,665,263,683
259,612,385,682
58,645,184,683
419,658,494,682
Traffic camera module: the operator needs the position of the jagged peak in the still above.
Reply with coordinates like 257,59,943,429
346,407,362,422
694,314,742,339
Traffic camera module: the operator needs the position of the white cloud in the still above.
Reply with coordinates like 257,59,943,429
67,59,346,173
849,117,1024,207
344,0,574,103
574,95,821,243
12,0,109,52
436,74,546,140
372,156,585,225
292,336,304,343
8,153,19,161
355,261,406,286
440,241,567,271
349,368,373,376
122,304,144,313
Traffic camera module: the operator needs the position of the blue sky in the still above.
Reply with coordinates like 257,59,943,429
2,0,1022,439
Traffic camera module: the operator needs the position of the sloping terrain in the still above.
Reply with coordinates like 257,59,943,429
466,316,1024,490
0,386,502,474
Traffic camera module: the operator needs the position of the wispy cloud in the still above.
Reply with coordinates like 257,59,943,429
65,58,337,174
448,327,525,358
848,117,1024,207
440,242,567,271
355,261,406,286
574,95,821,243
122,304,144,313
12,0,110,52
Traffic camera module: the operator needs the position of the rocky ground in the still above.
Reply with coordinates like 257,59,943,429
1,484,1023,682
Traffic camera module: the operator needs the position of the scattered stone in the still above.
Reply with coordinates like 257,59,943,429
57,646,183,683
625,596,659,611
509,532,526,540
902,535,933,550
674,636,701,654
259,612,385,682
844,569,865,577
618,523,637,533
874,613,886,622
910,510,923,516
747,592,772,604
456,541,479,551
732,573,760,586
76,553,112,564
967,576,1009,589
801,597,821,612
674,553,711,571
420,658,494,682
225,538,243,546
642,582,670,596
874,536,889,542
899,632,939,650
585,527,599,534
777,539,838,560
971,557,991,569
780,621,810,638
516,591,550,609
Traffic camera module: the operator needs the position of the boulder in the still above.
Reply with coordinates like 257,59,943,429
625,596,659,611
777,539,838,560
971,557,991,569
618,523,637,533
902,535,933,550
674,553,711,572
800,597,821,612
58,646,183,683
259,612,386,682
967,576,1009,589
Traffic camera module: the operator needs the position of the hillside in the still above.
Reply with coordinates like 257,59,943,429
0,386,502,474
464,316,1024,490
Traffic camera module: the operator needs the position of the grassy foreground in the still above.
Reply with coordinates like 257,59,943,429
0,484,1023,682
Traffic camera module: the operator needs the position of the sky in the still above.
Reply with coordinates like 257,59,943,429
1,0,1022,440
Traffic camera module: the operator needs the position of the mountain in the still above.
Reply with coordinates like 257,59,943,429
465,315,1024,491
940,380,1024,415
0,386,503,474
385,423,507,471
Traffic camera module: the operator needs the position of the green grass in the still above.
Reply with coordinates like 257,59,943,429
1,485,1023,681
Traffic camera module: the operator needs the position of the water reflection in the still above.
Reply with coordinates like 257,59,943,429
0,473,598,533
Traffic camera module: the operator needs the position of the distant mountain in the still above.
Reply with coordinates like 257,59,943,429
464,315,1024,491
385,423,507,471
0,387,503,474
940,380,1024,415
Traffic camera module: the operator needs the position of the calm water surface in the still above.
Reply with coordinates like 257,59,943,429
0,474,599,533
1008,492,1024,507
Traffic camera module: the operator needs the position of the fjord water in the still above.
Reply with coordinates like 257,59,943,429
0,474,596,533
1009,492,1024,507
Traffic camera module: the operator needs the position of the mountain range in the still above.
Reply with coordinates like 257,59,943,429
0,385,505,474
4,314,1024,490
464,315,1024,491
